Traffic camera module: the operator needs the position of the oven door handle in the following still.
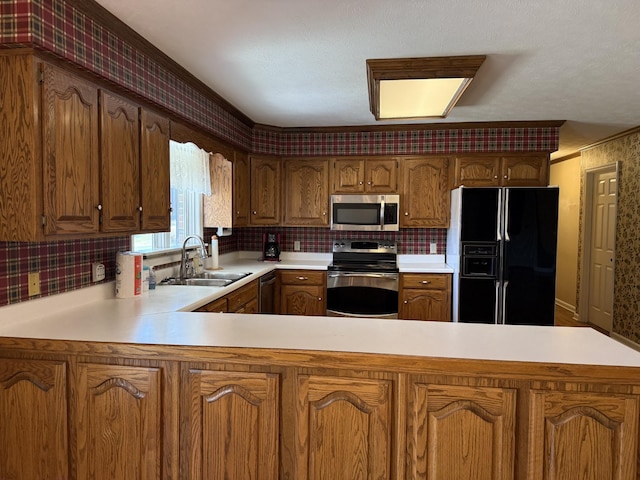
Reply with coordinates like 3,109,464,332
328,272,397,279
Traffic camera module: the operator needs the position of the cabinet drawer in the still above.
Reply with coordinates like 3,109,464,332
279,270,326,285
401,273,450,290
227,280,258,312
195,296,228,313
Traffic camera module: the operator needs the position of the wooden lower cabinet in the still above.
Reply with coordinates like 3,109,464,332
407,381,516,479
295,374,393,479
183,368,279,479
75,363,166,480
528,386,640,480
279,270,326,315
400,273,452,321
0,359,69,479
1,345,639,479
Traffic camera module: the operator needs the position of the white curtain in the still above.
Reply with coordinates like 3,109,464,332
169,141,211,195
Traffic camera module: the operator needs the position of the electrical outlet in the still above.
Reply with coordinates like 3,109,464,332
294,240,301,251
92,262,106,282
28,272,40,296
430,242,438,254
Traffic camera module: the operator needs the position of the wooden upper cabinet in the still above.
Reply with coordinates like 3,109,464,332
407,382,517,479
400,157,450,228
42,62,101,236
140,109,171,232
0,359,69,479
232,150,251,227
453,156,501,187
100,90,140,232
75,363,165,480
332,157,397,193
295,374,393,479
501,154,548,186
204,153,233,228
250,155,281,225
529,388,640,480
453,154,549,187
283,158,329,226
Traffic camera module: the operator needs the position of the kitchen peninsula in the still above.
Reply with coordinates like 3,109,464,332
0,261,639,479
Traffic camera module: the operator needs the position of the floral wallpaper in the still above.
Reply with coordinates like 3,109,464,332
579,130,640,345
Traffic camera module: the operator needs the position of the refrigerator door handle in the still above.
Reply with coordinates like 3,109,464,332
494,281,501,324
496,189,502,241
504,189,511,242
501,280,509,324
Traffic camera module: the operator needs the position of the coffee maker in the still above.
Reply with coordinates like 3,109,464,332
262,232,281,261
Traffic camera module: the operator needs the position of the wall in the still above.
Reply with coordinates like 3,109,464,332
549,156,580,312
0,0,557,307
579,131,640,344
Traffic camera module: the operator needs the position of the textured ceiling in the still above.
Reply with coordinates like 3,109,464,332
95,0,640,159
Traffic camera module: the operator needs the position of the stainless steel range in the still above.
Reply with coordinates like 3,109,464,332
326,239,399,319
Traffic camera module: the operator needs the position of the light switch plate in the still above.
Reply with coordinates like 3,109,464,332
28,272,40,296
430,242,437,254
294,240,301,251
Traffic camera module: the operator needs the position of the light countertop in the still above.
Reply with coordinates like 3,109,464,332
0,253,638,368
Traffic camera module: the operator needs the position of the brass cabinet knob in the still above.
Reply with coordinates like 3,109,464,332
96,204,102,211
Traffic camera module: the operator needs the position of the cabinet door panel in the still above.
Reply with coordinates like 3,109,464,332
100,90,140,232
454,157,501,187
297,375,393,479
140,109,171,231
529,390,639,480
408,383,516,480
401,289,450,321
283,159,329,226
76,363,162,480
332,158,365,193
42,63,100,235
401,157,449,227
186,370,279,480
250,156,281,225
281,285,325,316
233,151,251,227
501,155,548,186
366,159,397,193
0,359,68,479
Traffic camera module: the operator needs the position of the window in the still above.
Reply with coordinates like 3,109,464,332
132,141,211,253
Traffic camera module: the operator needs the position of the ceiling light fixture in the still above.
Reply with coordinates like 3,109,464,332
366,55,486,120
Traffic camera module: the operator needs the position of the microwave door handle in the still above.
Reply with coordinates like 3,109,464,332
380,197,385,230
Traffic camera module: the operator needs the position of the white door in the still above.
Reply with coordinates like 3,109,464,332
587,168,617,332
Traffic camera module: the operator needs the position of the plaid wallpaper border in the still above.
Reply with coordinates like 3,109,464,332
0,236,130,306
252,126,560,156
234,227,446,255
2,1,559,159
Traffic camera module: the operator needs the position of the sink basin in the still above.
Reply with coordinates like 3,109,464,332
198,271,251,281
159,272,251,287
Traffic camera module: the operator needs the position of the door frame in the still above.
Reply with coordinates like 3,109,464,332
578,162,619,328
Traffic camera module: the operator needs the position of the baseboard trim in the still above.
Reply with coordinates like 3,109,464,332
555,299,576,314
611,332,640,352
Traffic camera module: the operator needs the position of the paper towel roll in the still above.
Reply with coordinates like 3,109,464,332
206,236,219,269
115,252,143,298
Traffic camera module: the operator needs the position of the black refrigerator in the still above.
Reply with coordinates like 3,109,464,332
447,186,559,325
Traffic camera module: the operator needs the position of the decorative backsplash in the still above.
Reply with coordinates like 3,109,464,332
232,227,446,255
0,237,129,306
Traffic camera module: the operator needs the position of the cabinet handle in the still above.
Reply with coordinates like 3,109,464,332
504,175,508,179
252,211,257,215
296,276,308,281
138,206,143,212
367,181,372,185
404,212,409,216
404,300,408,304
358,181,363,185
419,280,431,284
318,297,322,301
323,211,327,216
494,175,498,179
96,204,102,211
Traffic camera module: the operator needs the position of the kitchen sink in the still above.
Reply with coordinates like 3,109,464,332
160,272,251,287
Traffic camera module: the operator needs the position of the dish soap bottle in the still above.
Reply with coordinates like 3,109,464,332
193,251,204,275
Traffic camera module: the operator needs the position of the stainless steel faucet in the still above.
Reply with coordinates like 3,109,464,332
180,235,208,279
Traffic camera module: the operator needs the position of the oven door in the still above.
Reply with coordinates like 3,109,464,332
326,271,399,318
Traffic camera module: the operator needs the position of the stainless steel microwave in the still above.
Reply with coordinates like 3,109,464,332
330,194,400,231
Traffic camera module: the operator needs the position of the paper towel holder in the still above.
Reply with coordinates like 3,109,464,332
216,227,232,237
